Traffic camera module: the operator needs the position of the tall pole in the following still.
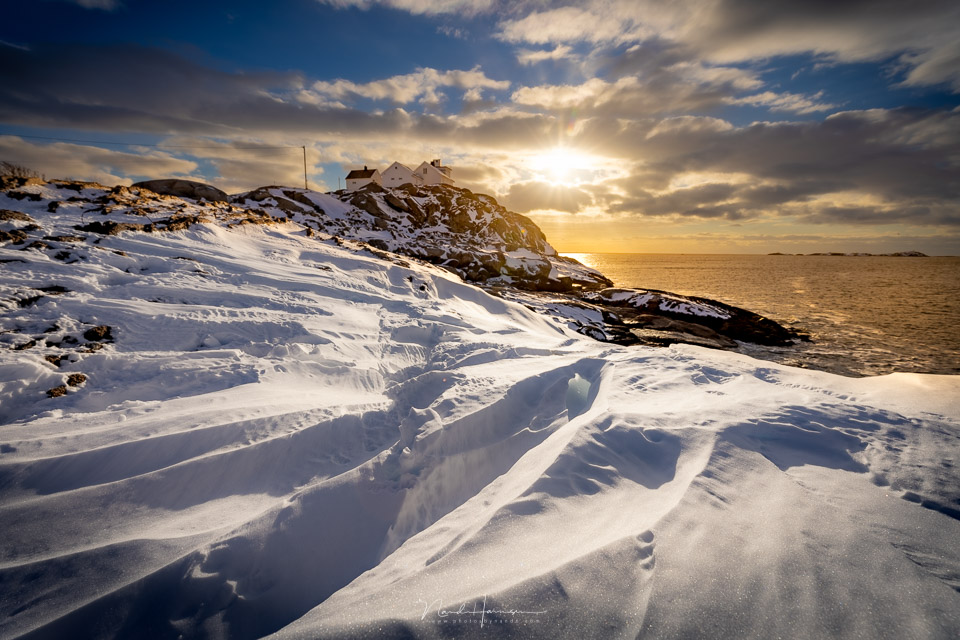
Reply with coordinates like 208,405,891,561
302,146,308,190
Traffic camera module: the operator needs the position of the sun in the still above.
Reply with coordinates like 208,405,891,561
530,147,596,185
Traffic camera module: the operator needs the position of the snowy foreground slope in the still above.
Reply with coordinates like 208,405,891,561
1,183,960,639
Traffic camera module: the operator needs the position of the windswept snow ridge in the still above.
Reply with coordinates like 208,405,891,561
1,178,959,639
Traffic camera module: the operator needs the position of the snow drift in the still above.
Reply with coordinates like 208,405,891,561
1,178,959,639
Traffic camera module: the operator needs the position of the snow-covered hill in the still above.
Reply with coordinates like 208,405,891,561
1,177,959,639
1,176,804,353
228,181,612,293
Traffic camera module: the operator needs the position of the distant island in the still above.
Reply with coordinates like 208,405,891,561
768,251,928,257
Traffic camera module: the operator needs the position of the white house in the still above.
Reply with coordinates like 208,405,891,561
413,159,455,186
345,166,382,191
381,161,423,188
345,159,453,191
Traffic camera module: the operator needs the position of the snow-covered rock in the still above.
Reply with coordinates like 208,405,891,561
585,287,803,347
231,182,612,292
132,178,230,202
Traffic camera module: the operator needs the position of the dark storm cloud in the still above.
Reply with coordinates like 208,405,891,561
0,44,298,135
580,108,960,226
803,203,960,227
0,44,559,152
605,183,746,220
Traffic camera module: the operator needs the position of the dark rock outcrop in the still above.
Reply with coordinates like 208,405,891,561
133,179,229,202
500,287,805,351
585,288,802,347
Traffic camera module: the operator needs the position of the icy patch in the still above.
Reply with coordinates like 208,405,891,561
565,373,592,418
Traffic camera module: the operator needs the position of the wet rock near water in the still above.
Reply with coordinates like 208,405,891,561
498,287,805,351
585,288,804,347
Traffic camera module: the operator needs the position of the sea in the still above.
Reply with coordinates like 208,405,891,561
563,253,960,378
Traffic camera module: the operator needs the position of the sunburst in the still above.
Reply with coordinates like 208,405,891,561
530,147,597,185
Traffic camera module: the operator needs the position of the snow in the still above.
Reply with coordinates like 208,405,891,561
588,288,733,320
656,296,728,318
1,190,959,639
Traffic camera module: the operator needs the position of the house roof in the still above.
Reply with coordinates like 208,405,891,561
346,169,377,179
385,161,412,171
415,161,455,182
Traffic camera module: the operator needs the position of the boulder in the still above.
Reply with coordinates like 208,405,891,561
383,193,410,213
282,190,325,213
133,179,228,202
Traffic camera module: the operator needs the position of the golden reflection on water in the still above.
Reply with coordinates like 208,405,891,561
562,253,599,270
556,252,960,376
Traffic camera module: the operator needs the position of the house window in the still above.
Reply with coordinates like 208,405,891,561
423,168,427,174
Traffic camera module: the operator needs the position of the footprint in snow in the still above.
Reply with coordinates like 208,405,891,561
636,530,656,569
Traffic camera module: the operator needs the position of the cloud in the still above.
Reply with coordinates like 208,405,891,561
494,0,960,93
510,61,761,117
318,1,959,97
0,136,196,186
71,0,120,9
0,45,535,150
462,87,484,102
498,5,649,46
3,43,957,235
503,180,594,214
316,0,495,16
310,66,509,105
657,0,960,67
156,138,325,194
605,181,746,220
0,39,30,51
644,116,734,138
0,44,303,136
728,90,836,114
897,40,960,92
516,45,574,66
437,25,467,40
512,77,622,110
580,108,960,226
0,135,331,194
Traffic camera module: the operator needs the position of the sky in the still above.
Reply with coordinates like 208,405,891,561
2,0,959,254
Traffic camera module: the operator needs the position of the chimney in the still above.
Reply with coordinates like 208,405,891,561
364,165,368,170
